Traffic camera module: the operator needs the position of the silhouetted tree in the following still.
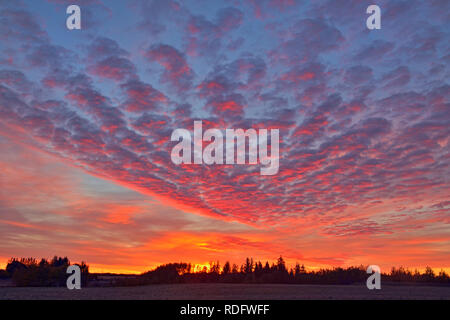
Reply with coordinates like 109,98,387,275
210,261,220,274
277,256,286,273
6,258,27,276
263,261,270,273
222,261,231,275
5,256,89,287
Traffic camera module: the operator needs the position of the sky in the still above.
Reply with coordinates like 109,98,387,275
0,0,449,274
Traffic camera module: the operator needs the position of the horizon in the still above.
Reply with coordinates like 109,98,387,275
0,0,449,278
1,257,449,276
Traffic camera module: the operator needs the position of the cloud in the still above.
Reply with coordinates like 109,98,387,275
121,79,167,113
271,18,344,65
87,37,129,60
185,7,243,57
88,56,136,81
145,44,194,93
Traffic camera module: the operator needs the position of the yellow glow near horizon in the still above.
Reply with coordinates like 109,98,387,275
88,265,144,275
192,263,211,273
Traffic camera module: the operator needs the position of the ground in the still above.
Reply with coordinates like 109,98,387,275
0,283,449,300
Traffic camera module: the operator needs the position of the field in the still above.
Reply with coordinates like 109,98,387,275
0,283,449,300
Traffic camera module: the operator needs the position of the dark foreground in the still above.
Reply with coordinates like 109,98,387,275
0,283,449,300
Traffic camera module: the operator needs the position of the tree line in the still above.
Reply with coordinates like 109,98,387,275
0,256,89,287
114,257,450,287
1,256,448,287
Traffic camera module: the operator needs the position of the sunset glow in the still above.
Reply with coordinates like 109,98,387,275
0,0,449,276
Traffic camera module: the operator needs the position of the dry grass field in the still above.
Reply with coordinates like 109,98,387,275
0,283,449,300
